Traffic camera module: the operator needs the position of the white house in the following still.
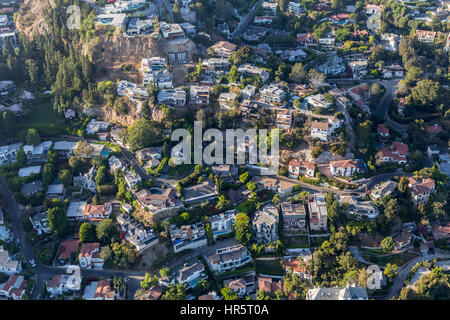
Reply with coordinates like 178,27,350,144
78,243,104,269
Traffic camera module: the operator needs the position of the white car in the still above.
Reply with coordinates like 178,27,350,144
29,259,36,267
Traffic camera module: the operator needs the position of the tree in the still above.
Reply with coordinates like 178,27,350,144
100,245,112,261
229,46,253,66
127,119,161,152
141,273,159,290
58,169,73,187
25,128,41,146
69,157,81,172
161,284,186,300
289,63,307,83
239,171,250,184
96,219,119,244
159,267,170,278
79,223,95,243
381,236,395,253
308,69,326,89
47,207,68,236
194,164,203,175
221,286,238,300
410,79,442,108
142,100,152,120
95,165,108,186
335,28,350,42
384,263,398,283
272,194,280,205
234,212,252,245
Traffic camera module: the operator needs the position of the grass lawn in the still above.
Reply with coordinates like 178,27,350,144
255,259,284,276
361,251,417,267
167,164,194,179
284,236,310,248
15,99,66,138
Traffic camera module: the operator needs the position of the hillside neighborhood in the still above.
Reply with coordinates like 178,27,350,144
0,0,448,302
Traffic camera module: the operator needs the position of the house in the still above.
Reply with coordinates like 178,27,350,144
18,165,41,177
0,143,21,166
348,59,369,79
157,88,186,107
134,187,183,215
275,108,293,130
143,68,173,88
142,286,163,300
287,2,305,16
0,80,15,95
205,244,252,273
281,202,307,233
393,227,414,251
141,57,167,73
288,83,313,97
243,26,269,41
83,280,115,300
211,164,238,179
288,159,315,178
370,180,398,200
426,124,444,135
338,196,379,219
259,83,286,104
262,1,278,13
415,30,436,43
135,147,162,163
159,22,185,40
190,85,210,107
66,201,87,221
108,155,125,173
306,284,368,300
284,48,307,62
179,22,197,34
254,16,274,24
224,278,247,297
0,209,12,242
310,121,332,142
117,80,149,99
73,167,96,193
46,184,65,200
218,92,237,110
250,176,295,198
29,212,51,236
329,159,364,178
183,180,218,204
124,169,142,190
116,213,159,253
308,194,327,231
381,64,405,79
209,41,237,57
21,180,44,197
377,141,409,165
318,37,335,47
0,246,21,275
83,203,112,222
23,141,52,163
78,243,104,269
202,57,229,71
377,123,389,139
408,177,435,205
0,274,27,300
431,222,450,240
56,240,80,265
126,17,153,36
174,261,205,289
284,248,313,281
210,210,237,239
74,142,105,159
348,84,371,101
46,271,82,297
237,64,270,83
169,222,207,253
53,141,78,159
198,291,221,300
304,94,332,110
258,276,284,295
296,32,313,46
252,204,279,245
86,119,111,135
381,33,400,51
427,144,440,158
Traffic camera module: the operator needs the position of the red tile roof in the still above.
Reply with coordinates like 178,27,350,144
94,280,115,299
426,125,443,135
79,242,100,258
58,240,80,260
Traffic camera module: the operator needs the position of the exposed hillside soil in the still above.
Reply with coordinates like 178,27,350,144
92,33,165,83
15,0,52,37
